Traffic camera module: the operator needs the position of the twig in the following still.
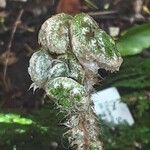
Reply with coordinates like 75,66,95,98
3,9,24,81
87,11,149,23
134,0,143,16
88,10,118,16
24,43,35,56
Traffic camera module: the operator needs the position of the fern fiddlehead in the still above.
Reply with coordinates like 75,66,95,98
28,13,123,150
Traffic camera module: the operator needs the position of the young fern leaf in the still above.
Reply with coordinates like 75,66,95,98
28,13,123,150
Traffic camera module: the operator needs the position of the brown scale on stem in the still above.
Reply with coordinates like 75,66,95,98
79,114,90,150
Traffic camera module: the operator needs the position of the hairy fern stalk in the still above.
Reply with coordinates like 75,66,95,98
28,13,122,150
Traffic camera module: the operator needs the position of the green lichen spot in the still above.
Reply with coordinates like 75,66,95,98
38,13,73,54
45,77,87,110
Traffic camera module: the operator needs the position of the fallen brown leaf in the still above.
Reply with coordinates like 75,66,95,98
0,51,18,66
0,0,6,8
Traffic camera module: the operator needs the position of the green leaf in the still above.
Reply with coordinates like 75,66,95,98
117,24,150,56
0,113,33,125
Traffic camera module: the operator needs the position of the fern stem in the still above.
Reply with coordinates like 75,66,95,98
66,95,103,150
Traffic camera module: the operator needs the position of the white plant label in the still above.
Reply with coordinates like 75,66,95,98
91,87,134,126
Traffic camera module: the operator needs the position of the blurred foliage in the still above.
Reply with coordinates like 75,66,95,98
100,90,150,150
117,24,150,56
123,91,149,117
100,56,150,89
0,16,4,29
0,103,67,150
0,113,33,125
98,54,150,150
100,111,150,150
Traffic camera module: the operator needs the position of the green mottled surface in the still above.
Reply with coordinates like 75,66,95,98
38,12,122,74
38,13,73,54
45,77,87,110
28,50,53,88
71,13,122,72
29,13,123,150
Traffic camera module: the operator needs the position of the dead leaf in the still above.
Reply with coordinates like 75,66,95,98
0,0,6,8
0,51,18,66
0,11,8,18
56,0,88,15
